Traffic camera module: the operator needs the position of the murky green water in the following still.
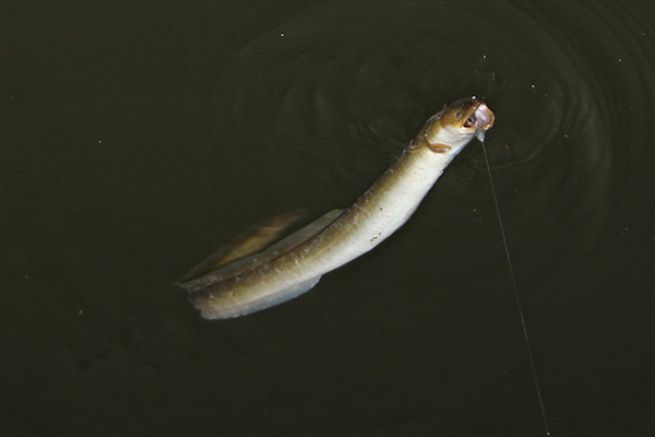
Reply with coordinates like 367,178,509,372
2,0,654,435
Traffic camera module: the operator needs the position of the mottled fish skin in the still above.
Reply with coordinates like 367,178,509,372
184,97,495,319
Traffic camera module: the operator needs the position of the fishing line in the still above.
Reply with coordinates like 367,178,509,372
480,141,551,437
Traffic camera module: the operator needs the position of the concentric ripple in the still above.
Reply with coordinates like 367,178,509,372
172,0,655,287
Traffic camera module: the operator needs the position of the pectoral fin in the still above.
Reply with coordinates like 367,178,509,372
178,208,343,291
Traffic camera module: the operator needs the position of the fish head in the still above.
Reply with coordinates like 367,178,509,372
424,97,495,152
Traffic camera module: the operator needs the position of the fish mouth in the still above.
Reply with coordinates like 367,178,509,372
426,97,496,144
463,99,495,142
463,100,495,130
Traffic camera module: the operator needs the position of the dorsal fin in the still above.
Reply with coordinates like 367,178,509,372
177,209,344,291
178,209,307,283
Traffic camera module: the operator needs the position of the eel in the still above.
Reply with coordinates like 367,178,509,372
178,97,495,319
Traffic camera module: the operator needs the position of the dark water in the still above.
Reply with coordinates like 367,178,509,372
2,0,654,435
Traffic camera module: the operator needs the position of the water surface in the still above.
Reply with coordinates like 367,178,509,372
2,0,654,435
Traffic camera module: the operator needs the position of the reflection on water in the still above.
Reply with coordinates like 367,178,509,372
4,0,655,435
